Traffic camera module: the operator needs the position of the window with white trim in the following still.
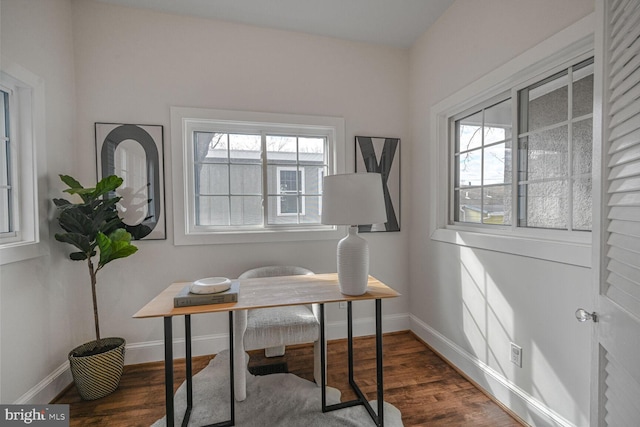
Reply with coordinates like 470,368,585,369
451,57,594,232
171,107,345,245
0,87,13,239
0,64,48,265
430,15,595,267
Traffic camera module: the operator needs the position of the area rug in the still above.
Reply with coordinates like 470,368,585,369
151,350,403,426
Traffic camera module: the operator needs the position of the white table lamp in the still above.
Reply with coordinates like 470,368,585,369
321,173,387,295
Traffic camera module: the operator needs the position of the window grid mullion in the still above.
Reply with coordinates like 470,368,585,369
480,109,486,224
296,136,301,224
227,134,234,226
510,87,519,232
567,65,574,232
261,132,268,227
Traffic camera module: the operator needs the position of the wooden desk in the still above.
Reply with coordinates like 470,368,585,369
134,273,400,427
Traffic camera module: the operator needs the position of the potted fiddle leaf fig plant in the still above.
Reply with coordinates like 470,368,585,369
54,174,138,400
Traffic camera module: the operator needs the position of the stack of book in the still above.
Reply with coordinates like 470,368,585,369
174,281,240,307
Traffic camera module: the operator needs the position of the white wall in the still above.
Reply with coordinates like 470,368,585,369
69,0,411,364
0,0,81,404
409,1,594,426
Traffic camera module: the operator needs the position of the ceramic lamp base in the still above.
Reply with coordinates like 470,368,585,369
337,226,369,295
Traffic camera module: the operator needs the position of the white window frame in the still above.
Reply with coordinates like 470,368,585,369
276,166,306,217
430,14,595,267
0,61,48,265
171,107,345,245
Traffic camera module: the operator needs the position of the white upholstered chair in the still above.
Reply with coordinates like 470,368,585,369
233,265,322,401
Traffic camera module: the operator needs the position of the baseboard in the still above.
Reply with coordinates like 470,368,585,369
409,315,575,427
124,312,410,364
15,361,72,405
24,312,409,404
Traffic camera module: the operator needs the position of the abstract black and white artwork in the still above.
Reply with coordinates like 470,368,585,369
355,136,400,232
96,123,166,240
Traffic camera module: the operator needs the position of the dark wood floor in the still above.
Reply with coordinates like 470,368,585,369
54,331,523,426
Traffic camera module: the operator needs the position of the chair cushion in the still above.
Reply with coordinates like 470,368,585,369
243,305,319,351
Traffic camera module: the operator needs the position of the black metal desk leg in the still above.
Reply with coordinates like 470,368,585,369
320,303,327,411
376,298,384,426
164,316,174,427
348,301,354,383
184,315,193,426
228,311,235,426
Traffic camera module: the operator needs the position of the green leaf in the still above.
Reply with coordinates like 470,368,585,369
59,174,83,190
58,209,94,235
70,252,88,261
53,198,72,208
94,175,123,198
96,229,137,269
55,233,92,254
96,232,112,267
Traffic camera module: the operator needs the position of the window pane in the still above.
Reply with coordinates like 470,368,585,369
299,137,324,154
230,196,262,226
484,142,512,185
484,99,513,143
573,60,594,118
455,187,482,224
573,119,592,176
230,134,261,161
484,185,511,225
457,111,483,152
300,195,322,224
230,164,261,194
526,71,569,131
280,170,299,192
196,164,229,195
267,135,297,155
0,188,9,233
0,91,7,138
304,166,324,195
519,180,567,229
458,149,482,187
520,126,568,182
573,178,592,231
280,194,298,214
267,195,298,224
0,141,8,187
195,132,228,162
196,195,229,226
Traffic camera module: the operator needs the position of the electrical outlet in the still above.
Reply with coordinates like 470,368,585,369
510,343,522,367
339,301,347,309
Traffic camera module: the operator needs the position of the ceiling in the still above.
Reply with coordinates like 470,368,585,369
93,0,455,48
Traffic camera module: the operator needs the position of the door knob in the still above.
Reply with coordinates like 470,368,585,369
575,308,598,323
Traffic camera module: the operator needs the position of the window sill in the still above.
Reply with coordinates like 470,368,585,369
174,226,345,246
0,239,48,265
430,226,591,267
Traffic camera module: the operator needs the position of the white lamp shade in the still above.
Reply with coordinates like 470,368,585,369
321,173,387,226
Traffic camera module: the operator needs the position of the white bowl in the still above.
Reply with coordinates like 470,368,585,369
190,277,232,294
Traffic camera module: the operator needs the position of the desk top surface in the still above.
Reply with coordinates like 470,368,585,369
133,273,400,319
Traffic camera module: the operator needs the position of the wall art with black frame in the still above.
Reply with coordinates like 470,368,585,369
95,123,166,240
355,136,401,232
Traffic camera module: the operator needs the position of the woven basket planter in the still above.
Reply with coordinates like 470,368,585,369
68,337,126,400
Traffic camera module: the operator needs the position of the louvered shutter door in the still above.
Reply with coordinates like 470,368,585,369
605,0,640,323
602,0,640,425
